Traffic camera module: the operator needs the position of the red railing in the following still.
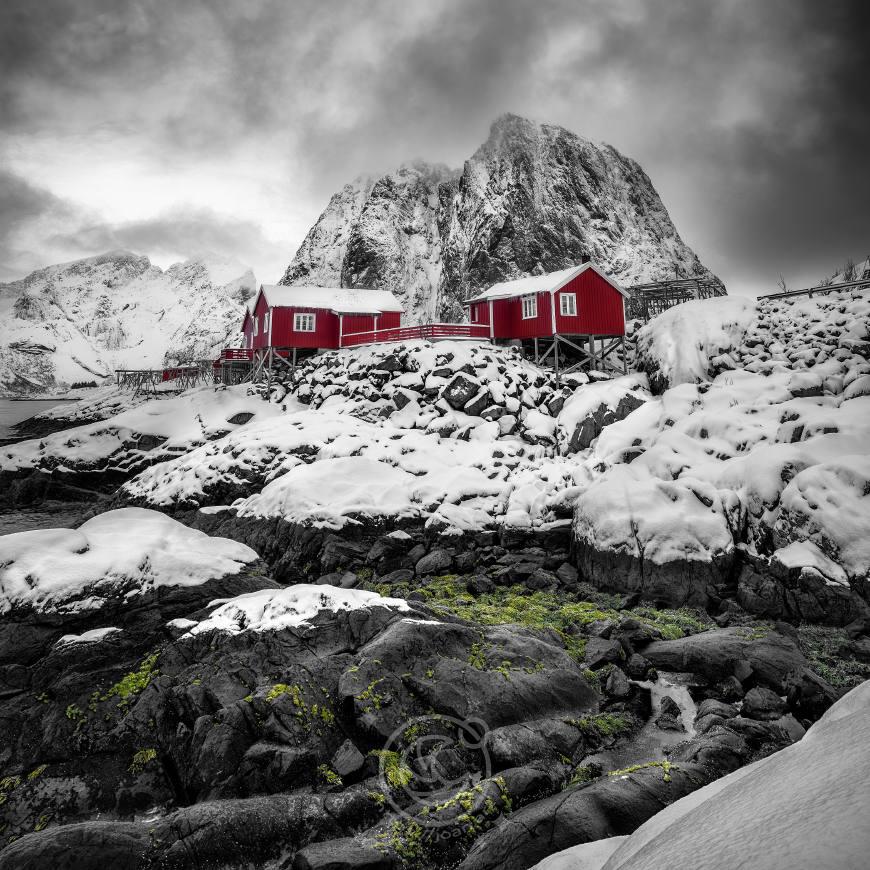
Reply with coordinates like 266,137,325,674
161,366,200,382
341,323,490,347
221,347,253,361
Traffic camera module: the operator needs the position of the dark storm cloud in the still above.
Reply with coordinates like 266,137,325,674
0,0,867,292
0,171,66,238
49,207,285,266
0,171,77,277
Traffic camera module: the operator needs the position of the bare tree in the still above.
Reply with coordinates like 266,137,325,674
843,258,856,282
777,274,788,293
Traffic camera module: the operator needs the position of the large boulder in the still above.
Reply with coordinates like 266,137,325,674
641,627,833,701
442,372,482,410
457,729,749,870
555,376,649,454
573,466,736,608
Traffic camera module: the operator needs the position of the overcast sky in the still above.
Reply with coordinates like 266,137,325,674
1,0,867,296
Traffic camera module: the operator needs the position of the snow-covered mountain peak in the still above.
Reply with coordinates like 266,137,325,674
282,114,717,322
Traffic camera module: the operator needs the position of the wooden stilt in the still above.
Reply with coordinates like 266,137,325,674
553,335,560,386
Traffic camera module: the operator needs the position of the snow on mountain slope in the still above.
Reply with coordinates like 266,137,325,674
282,114,714,322
532,679,870,870
0,250,256,396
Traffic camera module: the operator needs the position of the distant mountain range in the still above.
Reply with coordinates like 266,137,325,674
0,251,255,395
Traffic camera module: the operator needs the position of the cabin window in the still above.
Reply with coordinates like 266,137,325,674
466,305,477,323
294,312,316,332
253,317,258,337
521,294,537,319
560,293,577,316
264,310,270,334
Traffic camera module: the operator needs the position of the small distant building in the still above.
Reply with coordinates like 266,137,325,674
463,262,628,374
245,285,404,352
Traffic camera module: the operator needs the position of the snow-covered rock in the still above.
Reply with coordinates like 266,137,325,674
637,283,870,392
119,341,588,533
555,375,650,453
579,286,870,617
283,114,716,323
180,583,410,637
532,679,870,870
635,296,755,390
0,508,258,614
0,250,256,396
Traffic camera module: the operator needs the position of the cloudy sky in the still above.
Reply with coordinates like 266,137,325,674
1,0,867,295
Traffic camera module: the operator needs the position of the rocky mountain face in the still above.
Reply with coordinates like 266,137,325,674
282,114,713,321
0,251,256,396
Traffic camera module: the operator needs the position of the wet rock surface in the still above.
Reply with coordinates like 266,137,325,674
1,548,856,869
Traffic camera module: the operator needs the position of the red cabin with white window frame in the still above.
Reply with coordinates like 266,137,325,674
245,285,403,351
463,262,627,340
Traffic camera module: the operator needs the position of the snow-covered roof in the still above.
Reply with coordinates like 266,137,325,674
259,285,404,314
464,263,627,303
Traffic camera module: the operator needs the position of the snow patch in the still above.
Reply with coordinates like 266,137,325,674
0,508,258,614
181,583,410,637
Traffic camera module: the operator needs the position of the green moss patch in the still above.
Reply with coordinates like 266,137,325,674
368,576,712,663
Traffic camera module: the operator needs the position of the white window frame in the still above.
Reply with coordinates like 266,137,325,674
560,293,577,316
467,305,478,323
264,310,270,333
521,294,537,320
294,312,316,332
253,316,258,337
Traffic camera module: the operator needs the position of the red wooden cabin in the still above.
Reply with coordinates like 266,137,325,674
245,285,403,351
464,262,628,373
464,262,627,339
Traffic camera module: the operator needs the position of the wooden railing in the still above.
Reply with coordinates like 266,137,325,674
341,323,491,347
759,276,870,301
220,347,253,361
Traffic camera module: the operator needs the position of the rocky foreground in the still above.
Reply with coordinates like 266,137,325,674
0,285,868,867
0,507,860,869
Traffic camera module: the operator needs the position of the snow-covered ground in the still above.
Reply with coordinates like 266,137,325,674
0,507,258,614
532,678,870,870
3,285,869,607
600,285,870,588
1,384,289,475
119,341,636,530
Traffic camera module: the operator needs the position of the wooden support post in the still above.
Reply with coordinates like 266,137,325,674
553,335,560,386
622,336,627,374
533,337,539,363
